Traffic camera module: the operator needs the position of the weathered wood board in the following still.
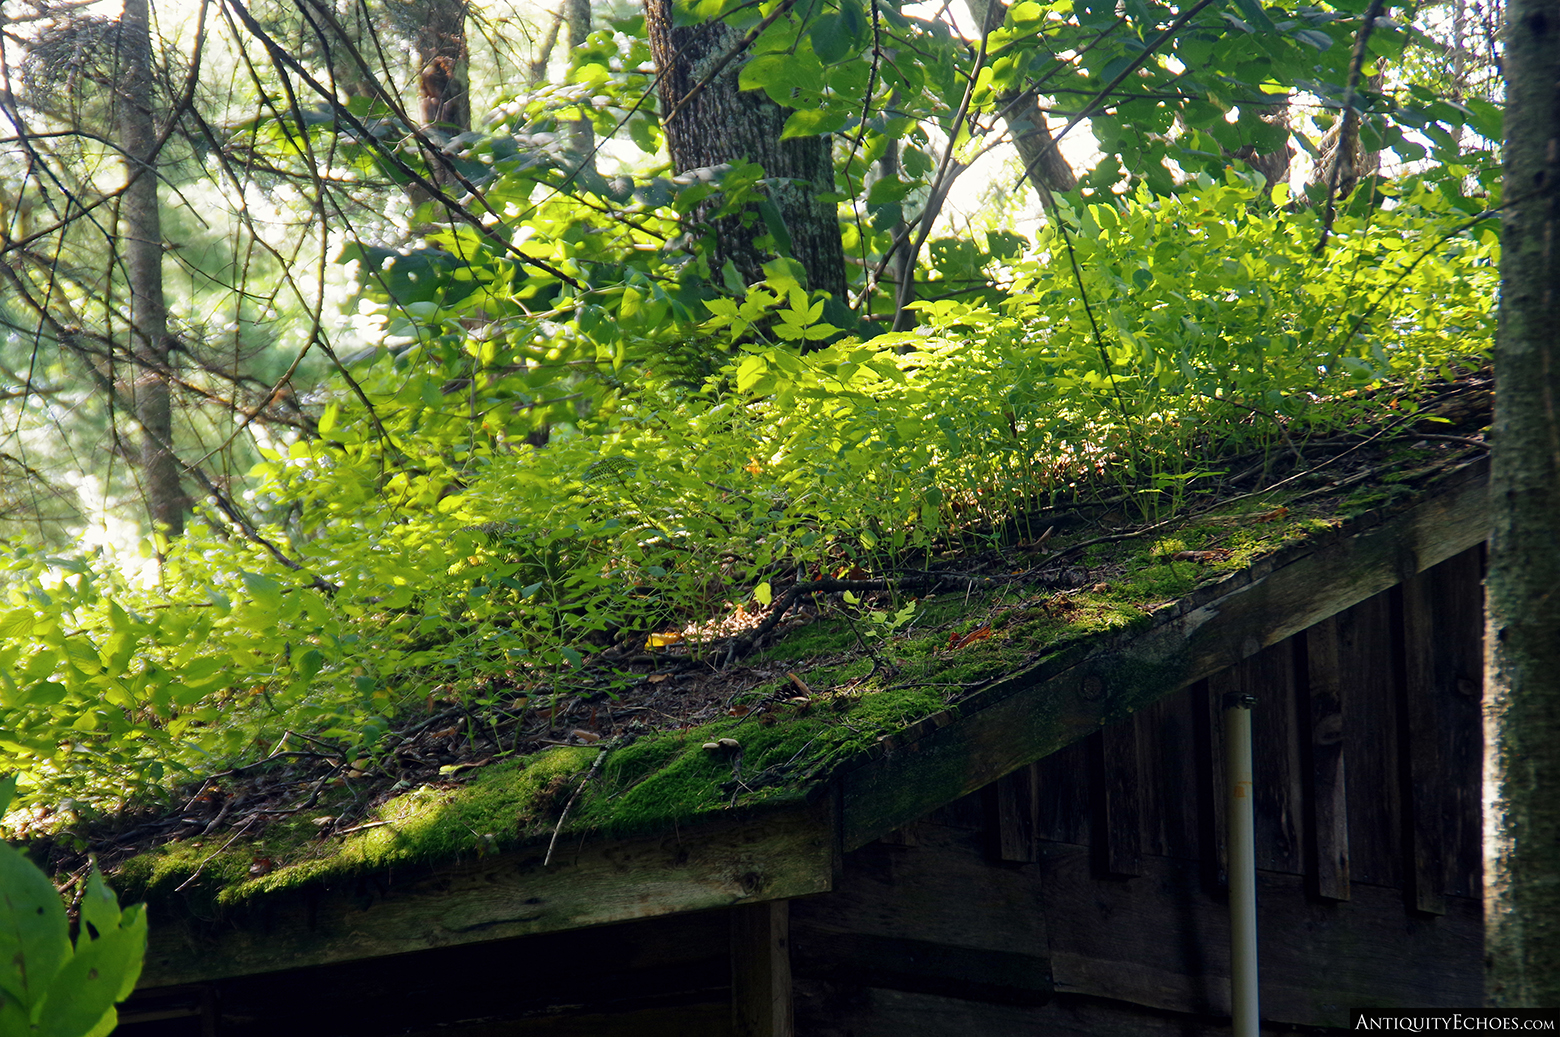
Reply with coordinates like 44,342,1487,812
1336,592,1403,890
141,801,835,988
790,820,1051,1006
1041,844,1484,1027
1137,689,1200,862
1400,546,1485,906
732,900,794,1037
841,459,1488,849
1302,615,1351,900
985,764,1038,863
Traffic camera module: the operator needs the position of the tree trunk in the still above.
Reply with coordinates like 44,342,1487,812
118,0,184,535
1008,95,1079,195
1485,0,1560,1006
1227,100,1293,192
417,0,470,188
642,1,846,300
565,0,596,166
1315,72,1384,199
417,0,469,133
965,0,1077,198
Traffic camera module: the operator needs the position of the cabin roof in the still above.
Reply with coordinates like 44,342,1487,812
100,434,1490,990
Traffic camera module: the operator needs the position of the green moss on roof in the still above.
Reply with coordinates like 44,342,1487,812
104,451,1476,911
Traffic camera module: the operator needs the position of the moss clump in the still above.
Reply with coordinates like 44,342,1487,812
117,749,591,907
572,680,948,838
111,680,952,909
756,616,858,661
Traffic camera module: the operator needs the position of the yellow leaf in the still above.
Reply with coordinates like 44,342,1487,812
755,582,773,606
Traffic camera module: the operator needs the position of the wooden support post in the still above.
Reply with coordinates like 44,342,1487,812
1398,574,1449,915
1303,617,1351,901
732,900,793,1037
986,764,1038,863
1090,721,1141,877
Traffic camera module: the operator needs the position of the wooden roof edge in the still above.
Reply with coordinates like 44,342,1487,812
136,455,1489,991
139,792,839,989
837,455,1490,849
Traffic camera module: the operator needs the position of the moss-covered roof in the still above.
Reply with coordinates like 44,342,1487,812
110,502,1305,912
24,423,1493,988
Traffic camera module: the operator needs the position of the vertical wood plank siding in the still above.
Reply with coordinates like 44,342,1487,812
795,546,1486,1033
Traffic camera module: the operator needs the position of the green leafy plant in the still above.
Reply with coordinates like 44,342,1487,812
0,776,147,1037
0,170,1495,815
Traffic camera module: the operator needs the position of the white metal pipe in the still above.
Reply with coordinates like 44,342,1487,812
1224,692,1260,1037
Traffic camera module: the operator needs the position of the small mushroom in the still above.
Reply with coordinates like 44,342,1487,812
717,737,741,751
702,742,723,752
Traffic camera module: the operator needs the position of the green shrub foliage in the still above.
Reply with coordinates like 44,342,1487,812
0,167,1495,812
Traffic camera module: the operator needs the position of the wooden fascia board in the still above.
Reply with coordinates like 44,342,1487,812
140,795,838,989
839,458,1490,850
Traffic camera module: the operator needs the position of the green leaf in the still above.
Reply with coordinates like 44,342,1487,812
1462,98,1501,141
838,0,868,46
736,354,770,393
0,841,71,1011
628,115,660,153
810,13,851,64
781,108,849,139
297,648,325,684
0,997,34,1036
240,572,284,613
1291,27,1333,50
739,53,812,99
76,869,121,946
867,176,915,204
32,908,145,1037
1231,0,1275,31
756,199,794,256
0,609,35,640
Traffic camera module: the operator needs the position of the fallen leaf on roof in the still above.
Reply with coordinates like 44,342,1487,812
947,625,992,651
645,630,683,649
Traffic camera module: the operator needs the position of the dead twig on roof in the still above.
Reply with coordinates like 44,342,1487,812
544,747,608,867
174,816,259,893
